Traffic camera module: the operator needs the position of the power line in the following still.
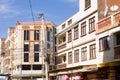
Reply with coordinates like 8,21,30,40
29,0,35,24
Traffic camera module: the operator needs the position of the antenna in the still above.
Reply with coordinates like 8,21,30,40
104,0,108,17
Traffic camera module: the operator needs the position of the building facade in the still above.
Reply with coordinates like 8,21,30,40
0,38,6,73
1,0,120,80
1,21,56,80
49,0,120,80
96,11,120,80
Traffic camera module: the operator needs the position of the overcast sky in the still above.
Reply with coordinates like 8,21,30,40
0,0,79,38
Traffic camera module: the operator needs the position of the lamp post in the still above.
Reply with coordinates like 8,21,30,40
39,13,48,80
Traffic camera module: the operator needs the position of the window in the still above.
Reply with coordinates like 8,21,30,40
34,53,39,62
74,25,79,40
24,44,29,52
89,16,95,33
47,32,50,49
34,44,39,51
114,32,120,59
24,44,29,62
24,30,29,40
62,24,66,29
63,56,66,62
22,65,31,70
34,30,39,40
81,22,86,37
68,52,72,64
68,30,72,42
99,36,109,51
34,44,39,62
90,44,96,59
85,0,91,10
115,32,120,45
24,53,29,62
81,47,87,61
68,19,72,25
74,49,79,63
32,65,42,70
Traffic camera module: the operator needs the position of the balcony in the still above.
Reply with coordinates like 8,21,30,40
57,62,66,69
114,45,120,59
96,11,120,34
12,70,44,77
57,42,66,51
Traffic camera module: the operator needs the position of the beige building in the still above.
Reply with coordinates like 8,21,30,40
3,27,15,74
2,21,56,80
0,38,6,73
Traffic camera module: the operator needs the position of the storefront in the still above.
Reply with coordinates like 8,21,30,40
49,64,97,80
98,60,120,80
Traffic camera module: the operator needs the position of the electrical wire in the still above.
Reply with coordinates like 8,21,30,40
29,0,35,25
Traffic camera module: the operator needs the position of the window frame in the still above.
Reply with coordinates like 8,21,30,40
22,65,31,70
68,51,72,64
85,0,91,10
34,30,39,40
32,65,42,70
74,49,79,63
68,19,72,25
114,32,120,46
34,44,39,51
99,36,110,51
74,25,79,40
24,44,29,62
81,21,86,37
89,16,95,33
24,44,29,52
24,30,29,40
62,24,66,29
24,53,29,62
68,30,72,42
81,47,87,61
34,52,39,62
89,44,96,59
47,31,50,49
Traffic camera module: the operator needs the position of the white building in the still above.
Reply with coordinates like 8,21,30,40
49,0,120,80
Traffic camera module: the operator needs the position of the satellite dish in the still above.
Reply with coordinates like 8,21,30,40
110,5,119,11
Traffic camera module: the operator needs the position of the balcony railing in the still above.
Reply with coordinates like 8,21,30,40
57,42,66,50
96,11,120,34
57,62,66,69
12,70,44,77
114,45,120,59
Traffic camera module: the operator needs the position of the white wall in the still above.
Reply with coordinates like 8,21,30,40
96,26,120,63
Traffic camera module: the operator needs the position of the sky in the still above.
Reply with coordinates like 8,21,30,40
0,0,79,38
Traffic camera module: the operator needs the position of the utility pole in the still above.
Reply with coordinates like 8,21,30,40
39,13,48,80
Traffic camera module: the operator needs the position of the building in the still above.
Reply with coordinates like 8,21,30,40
1,27,15,76
2,21,56,80
49,0,120,80
0,38,6,73
96,11,120,80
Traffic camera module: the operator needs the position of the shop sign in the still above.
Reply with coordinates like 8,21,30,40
83,65,97,71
